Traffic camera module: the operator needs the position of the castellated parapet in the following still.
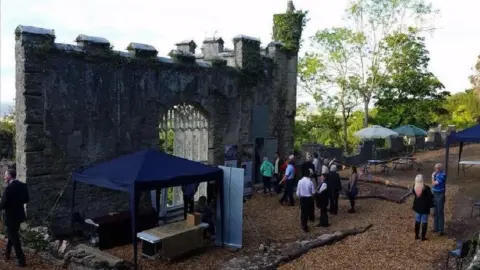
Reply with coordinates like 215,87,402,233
14,6,300,231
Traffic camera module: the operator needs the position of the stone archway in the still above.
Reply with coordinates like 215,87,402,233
158,103,209,208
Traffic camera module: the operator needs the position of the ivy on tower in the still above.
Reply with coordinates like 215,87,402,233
272,0,308,53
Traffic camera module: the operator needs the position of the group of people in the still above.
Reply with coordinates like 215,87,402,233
411,163,446,240
259,152,359,232
260,153,448,237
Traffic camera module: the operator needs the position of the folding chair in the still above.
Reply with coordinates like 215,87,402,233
471,200,480,217
445,240,472,269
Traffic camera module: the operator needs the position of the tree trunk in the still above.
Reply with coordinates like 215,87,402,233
363,96,370,127
342,113,349,153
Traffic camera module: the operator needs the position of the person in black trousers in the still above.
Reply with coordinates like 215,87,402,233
328,165,342,215
296,169,315,232
0,168,29,267
301,153,316,221
412,174,433,240
182,183,199,219
279,156,295,206
316,172,329,227
273,152,283,194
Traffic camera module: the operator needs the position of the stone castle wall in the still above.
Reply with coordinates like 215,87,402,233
15,12,299,228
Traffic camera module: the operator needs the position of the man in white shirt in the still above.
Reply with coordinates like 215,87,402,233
279,155,296,206
296,169,315,232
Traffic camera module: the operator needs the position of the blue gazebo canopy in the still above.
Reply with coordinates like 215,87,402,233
447,124,480,144
70,148,224,270
445,124,480,178
72,148,223,191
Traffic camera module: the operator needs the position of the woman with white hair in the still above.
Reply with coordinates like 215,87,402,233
412,174,434,240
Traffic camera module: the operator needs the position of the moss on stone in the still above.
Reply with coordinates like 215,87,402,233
272,10,308,52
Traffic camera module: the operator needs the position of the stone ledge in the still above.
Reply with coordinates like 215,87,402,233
64,244,127,269
219,224,373,270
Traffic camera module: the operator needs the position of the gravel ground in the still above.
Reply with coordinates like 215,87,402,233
0,240,63,270
278,193,456,270
0,145,478,270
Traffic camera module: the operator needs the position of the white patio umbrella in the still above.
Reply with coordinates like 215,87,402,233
354,125,399,139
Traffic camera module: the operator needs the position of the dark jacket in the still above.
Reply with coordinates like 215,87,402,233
0,180,29,227
315,174,330,208
301,161,315,178
328,171,342,192
412,185,433,214
182,183,199,199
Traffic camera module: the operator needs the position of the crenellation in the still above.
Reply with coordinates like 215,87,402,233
233,35,261,72
266,41,286,58
15,25,55,44
168,49,196,64
75,34,110,50
233,35,261,43
176,40,197,54
218,51,235,67
126,42,158,58
202,37,224,57
54,43,84,53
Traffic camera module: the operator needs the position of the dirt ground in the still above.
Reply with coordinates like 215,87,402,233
0,145,479,269
280,144,480,270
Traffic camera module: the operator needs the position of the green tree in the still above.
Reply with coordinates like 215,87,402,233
299,28,361,152
435,90,480,129
294,104,343,150
345,0,438,127
469,55,480,101
374,30,448,129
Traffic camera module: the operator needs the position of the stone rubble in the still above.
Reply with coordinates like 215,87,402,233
219,226,372,270
64,244,127,270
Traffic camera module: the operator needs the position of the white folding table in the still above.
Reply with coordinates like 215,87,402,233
458,160,480,176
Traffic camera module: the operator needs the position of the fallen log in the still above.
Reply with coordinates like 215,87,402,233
265,224,373,269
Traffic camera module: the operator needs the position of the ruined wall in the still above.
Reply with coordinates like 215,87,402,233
15,11,299,228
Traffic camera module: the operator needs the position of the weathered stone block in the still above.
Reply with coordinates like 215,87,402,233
233,35,261,72
16,124,45,152
15,25,55,44
23,151,52,176
176,40,197,54
126,42,158,58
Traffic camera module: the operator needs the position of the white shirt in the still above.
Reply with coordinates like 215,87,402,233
274,158,279,174
317,182,328,193
312,158,319,173
296,177,315,197
321,165,329,174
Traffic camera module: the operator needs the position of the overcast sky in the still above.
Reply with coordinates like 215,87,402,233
1,0,479,106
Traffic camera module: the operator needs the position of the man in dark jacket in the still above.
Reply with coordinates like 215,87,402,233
328,165,342,215
0,168,29,267
182,183,199,219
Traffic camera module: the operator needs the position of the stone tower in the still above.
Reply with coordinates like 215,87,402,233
271,1,305,154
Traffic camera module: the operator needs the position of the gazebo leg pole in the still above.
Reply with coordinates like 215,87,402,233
70,179,77,231
130,187,139,270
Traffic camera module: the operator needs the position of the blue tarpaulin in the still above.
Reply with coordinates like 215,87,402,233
70,148,224,270
444,124,480,178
